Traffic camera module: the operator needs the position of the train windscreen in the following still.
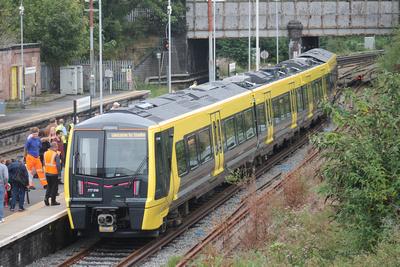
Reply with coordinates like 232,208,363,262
104,131,148,178
73,130,148,178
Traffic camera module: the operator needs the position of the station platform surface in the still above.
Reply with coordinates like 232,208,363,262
0,89,150,130
0,163,67,247
0,89,150,248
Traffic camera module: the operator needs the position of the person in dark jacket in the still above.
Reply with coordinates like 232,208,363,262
7,155,29,212
39,129,50,164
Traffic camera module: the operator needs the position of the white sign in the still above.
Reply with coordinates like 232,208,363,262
77,96,91,112
105,69,113,78
25,67,36,74
260,50,269,59
229,63,236,72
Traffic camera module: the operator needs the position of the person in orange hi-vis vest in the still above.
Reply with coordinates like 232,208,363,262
24,127,48,189
43,142,61,206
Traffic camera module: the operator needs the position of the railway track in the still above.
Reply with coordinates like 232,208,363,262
56,119,326,267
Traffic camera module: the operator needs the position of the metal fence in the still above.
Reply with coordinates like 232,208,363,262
73,60,135,91
125,8,153,22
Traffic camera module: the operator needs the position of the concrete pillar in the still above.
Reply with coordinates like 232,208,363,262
287,20,303,59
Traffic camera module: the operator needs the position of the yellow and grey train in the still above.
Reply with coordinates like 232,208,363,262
64,48,337,236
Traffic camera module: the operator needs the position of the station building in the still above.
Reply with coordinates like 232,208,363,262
0,43,41,101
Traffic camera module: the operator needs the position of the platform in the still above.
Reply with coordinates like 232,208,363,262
0,89,151,266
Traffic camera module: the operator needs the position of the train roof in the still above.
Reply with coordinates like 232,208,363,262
77,48,335,129
109,81,251,124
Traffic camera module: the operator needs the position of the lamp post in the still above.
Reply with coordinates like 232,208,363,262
167,0,172,93
19,1,25,109
99,0,103,114
213,0,216,81
275,0,279,64
248,0,251,71
255,0,259,70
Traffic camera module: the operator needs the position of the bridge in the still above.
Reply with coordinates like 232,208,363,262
187,0,398,38
138,1,398,83
185,0,398,60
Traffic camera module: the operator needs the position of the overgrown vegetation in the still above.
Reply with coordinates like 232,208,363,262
136,82,169,98
313,29,400,250
185,29,400,266
0,0,186,62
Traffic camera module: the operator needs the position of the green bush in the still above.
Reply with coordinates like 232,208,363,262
314,71,400,249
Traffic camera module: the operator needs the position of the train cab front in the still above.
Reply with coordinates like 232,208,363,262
65,114,159,237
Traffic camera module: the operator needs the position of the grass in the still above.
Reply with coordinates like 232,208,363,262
136,82,170,98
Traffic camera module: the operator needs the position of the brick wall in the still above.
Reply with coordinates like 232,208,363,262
0,44,41,101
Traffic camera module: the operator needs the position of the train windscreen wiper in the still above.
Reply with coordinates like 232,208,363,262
125,155,148,189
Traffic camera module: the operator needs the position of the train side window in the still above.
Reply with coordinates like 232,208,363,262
325,74,331,93
284,93,291,118
302,85,309,108
199,129,212,164
312,80,317,103
236,113,245,144
296,88,303,111
257,104,267,133
316,79,321,99
224,117,237,150
187,135,199,170
244,109,255,139
175,140,187,176
279,97,285,121
315,78,322,99
272,98,280,125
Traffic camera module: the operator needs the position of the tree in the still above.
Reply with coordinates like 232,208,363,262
217,37,289,68
0,0,20,47
23,0,88,68
378,29,400,72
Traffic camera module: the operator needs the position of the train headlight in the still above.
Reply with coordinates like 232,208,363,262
98,214,117,232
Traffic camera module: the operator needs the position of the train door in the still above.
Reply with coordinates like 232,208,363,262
289,82,298,129
264,91,274,144
306,75,313,118
11,67,18,99
321,70,327,99
210,111,224,176
154,127,174,200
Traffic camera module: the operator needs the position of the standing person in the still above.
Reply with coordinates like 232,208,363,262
48,126,57,141
68,116,79,132
39,129,50,164
0,156,9,222
55,119,68,157
7,156,29,212
190,81,198,88
67,116,79,144
44,118,57,137
52,130,65,184
24,127,48,189
111,102,120,110
43,142,61,206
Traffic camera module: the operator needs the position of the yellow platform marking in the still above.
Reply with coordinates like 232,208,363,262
0,192,65,226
